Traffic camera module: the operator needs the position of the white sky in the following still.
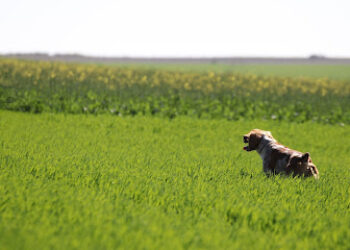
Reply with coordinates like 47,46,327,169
1,0,349,57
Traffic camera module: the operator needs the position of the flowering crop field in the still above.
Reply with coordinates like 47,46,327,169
0,59,350,249
1,58,350,124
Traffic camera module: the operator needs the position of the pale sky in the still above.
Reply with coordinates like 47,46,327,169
1,0,349,57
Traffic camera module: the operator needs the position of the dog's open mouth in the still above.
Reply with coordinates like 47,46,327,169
243,136,251,151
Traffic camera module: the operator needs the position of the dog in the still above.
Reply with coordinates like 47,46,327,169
243,129,319,179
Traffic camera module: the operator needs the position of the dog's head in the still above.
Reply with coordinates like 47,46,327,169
243,129,274,152
288,153,319,179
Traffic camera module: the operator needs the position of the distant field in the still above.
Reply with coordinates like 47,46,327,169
1,111,349,249
114,63,350,80
1,59,350,124
4,54,350,80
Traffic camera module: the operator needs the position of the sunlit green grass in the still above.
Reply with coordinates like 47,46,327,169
0,111,349,249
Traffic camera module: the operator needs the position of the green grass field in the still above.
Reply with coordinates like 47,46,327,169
0,111,349,249
1,59,350,249
115,63,350,80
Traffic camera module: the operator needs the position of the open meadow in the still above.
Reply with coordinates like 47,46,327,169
0,58,350,249
113,63,350,81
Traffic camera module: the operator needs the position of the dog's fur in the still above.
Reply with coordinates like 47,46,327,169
243,129,319,179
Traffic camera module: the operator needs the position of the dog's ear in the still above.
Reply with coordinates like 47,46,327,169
287,155,299,168
248,133,262,150
301,153,310,163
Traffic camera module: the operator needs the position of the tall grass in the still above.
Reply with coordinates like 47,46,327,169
0,111,349,249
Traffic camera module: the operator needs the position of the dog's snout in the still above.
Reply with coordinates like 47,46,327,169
243,135,249,143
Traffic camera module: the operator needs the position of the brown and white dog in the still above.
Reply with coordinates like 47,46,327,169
243,129,319,179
